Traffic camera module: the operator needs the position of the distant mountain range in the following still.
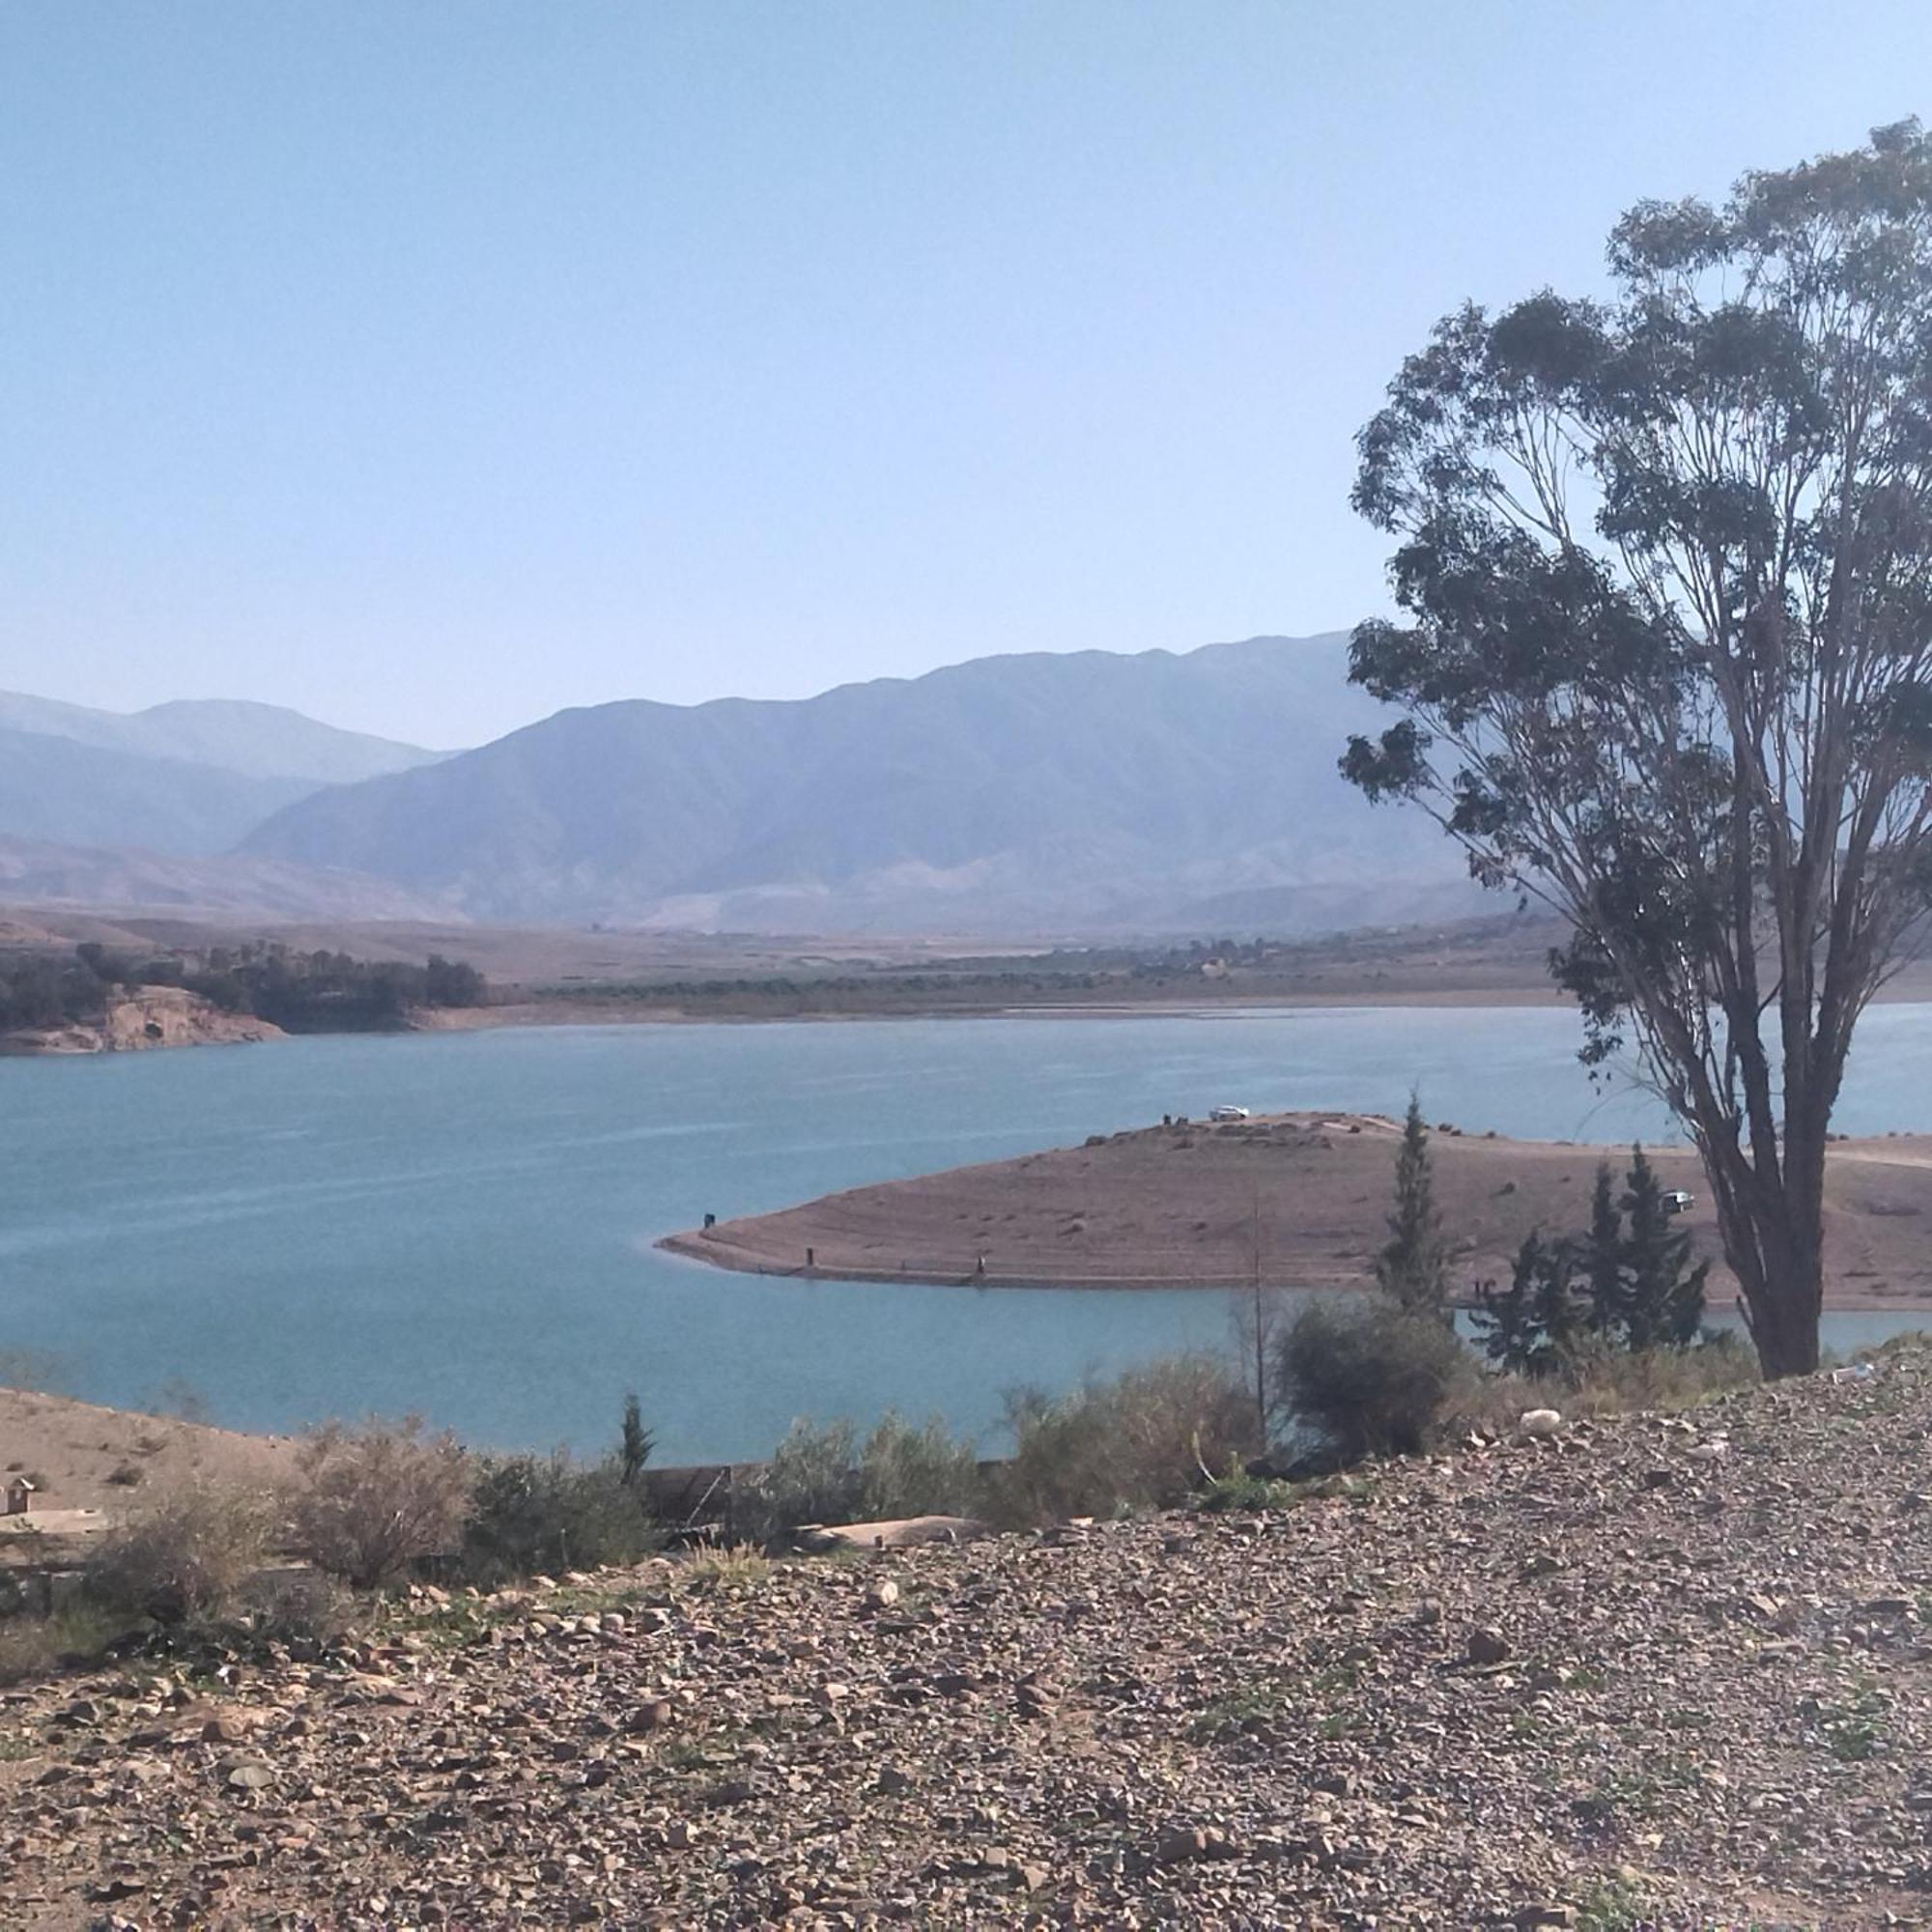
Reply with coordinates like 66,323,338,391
0,638,1481,935
0,692,442,858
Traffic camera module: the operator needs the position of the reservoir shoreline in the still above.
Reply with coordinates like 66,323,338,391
661,1110,1932,1315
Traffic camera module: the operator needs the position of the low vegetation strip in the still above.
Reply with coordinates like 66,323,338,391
4,1356,1931,1924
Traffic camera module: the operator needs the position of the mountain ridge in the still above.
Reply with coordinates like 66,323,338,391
239,633,1478,936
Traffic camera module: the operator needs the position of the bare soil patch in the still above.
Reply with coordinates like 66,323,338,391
0,1389,299,1567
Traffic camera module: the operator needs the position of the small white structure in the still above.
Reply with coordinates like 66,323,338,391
4,1476,37,1516
1208,1105,1251,1122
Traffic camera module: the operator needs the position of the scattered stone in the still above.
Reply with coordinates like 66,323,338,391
1467,1626,1512,1666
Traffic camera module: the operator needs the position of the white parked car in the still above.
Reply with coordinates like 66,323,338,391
1662,1189,1695,1215
1208,1104,1251,1122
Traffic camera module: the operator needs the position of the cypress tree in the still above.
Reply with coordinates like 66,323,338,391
1472,1233,1541,1372
1376,1094,1448,1315
618,1393,655,1488
1621,1146,1709,1350
1582,1162,1625,1335
1529,1236,1585,1371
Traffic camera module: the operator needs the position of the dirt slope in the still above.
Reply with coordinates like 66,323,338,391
0,1388,298,1559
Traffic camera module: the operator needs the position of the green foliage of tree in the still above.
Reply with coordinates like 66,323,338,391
1376,1095,1448,1314
1622,1147,1711,1350
1582,1163,1624,1336
1473,1230,1586,1378
1475,1147,1709,1374
1343,122,1932,1378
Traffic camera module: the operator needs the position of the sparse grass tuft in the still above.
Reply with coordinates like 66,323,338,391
684,1543,772,1590
1185,1683,1280,1742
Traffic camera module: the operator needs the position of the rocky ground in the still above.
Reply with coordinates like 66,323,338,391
7,1358,1932,1929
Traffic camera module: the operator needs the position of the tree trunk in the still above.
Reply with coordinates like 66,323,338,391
1719,1135,1827,1379
1747,1246,1824,1378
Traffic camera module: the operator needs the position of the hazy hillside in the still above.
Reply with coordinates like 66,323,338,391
0,692,442,857
242,634,1478,935
0,834,455,923
0,728,319,856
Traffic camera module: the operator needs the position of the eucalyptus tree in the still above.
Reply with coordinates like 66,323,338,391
1343,122,1932,1376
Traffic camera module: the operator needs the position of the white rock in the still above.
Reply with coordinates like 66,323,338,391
1517,1408,1564,1439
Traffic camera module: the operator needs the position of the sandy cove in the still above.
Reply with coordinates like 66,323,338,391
661,1111,1932,1313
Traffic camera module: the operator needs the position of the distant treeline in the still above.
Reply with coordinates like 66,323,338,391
0,942,486,1035
531,947,1354,1009
536,970,1109,1005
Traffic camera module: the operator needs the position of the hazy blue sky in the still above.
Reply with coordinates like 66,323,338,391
3,4,1926,747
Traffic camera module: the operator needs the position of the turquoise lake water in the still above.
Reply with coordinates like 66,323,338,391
5,1006,1931,1463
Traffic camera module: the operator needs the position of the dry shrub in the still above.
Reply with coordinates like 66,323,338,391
1437,1332,1760,1436
1437,1365,1543,1439
84,1484,276,1625
1274,1298,1474,1463
293,1417,470,1589
240,1568,358,1646
991,1353,1256,1527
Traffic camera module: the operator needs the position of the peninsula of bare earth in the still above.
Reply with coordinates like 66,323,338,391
661,1111,1932,1311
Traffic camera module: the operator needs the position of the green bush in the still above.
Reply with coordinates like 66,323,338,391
1194,1459,1300,1513
83,1484,276,1626
1274,1297,1472,1463
737,1418,860,1547
855,1410,984,1520
461,1453,658,1584
991,1353,1256,1527
0,1604,129,1686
